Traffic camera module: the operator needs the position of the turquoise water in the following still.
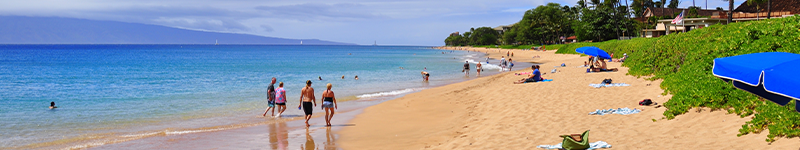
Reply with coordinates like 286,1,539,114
0,45,516,148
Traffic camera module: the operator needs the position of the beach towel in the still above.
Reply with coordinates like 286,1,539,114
589,83,630,88
588,108,641,115
537,141,612,150
526,79,553,83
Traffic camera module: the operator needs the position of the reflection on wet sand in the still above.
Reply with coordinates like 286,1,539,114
302,128,315,150
269,121,289,150
325,127,336,150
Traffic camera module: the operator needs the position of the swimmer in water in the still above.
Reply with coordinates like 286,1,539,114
354,75,359,80
341,75,345,79
319,76,323,80
49,101,57,109
421,71,430,81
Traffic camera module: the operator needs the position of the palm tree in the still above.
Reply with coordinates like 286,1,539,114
767,0,772,19
723,0,733,23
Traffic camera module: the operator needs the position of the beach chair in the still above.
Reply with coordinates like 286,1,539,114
559,130,590,150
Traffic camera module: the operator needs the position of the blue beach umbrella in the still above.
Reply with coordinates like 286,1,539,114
712,52,800,112
575,46,611,59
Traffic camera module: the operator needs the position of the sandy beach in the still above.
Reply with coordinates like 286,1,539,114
337,46,800,149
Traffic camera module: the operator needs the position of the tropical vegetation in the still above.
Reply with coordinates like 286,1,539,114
553,16,800,142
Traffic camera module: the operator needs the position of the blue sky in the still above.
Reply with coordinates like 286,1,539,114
0,0,745,45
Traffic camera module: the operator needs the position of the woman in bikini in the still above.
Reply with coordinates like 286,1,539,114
321,83,338,126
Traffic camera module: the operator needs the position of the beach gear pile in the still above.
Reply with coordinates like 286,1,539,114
589,83,630,88
588,108,641,115
536,141,612,150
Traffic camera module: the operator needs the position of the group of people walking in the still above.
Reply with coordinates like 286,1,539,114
262,77,338,127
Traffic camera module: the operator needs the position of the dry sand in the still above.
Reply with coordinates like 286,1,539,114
337,46,800,149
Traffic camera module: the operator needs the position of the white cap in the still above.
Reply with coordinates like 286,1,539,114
623,53,627,56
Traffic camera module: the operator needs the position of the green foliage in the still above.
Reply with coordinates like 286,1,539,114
512,3,575,45
472,44,566,50
444,27,499,46
556,16,800,142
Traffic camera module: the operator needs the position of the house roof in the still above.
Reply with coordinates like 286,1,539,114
566,36,577,40
735,0,800,14
643,7,724,18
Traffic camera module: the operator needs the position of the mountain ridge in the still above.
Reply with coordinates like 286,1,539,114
0,16,354,45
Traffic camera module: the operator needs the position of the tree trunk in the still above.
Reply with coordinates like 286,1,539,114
767,0,771,19
728,0,733,24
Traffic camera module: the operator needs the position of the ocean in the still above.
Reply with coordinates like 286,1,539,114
0,45,520,149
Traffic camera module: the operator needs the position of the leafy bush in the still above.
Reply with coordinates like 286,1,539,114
556,16,800,142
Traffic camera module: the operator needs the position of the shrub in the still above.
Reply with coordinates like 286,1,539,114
556,16,800,142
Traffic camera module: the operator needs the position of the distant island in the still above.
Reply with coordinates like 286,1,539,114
0,16,353,45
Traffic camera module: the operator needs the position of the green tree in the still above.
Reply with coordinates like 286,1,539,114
467,27,500,45
668,0,680,8
747,0,768,20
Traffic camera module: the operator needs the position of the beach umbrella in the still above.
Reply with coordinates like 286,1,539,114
712,52,800,112
575,46,611,59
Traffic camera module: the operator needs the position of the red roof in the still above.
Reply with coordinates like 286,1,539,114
735,0,800,14
566,36,577,40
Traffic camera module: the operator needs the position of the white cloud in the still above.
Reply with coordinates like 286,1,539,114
0,0,749,45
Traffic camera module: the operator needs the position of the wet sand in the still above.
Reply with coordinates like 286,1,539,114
89,97,394,150
337,46,800,149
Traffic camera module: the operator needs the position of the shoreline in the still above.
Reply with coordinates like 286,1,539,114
336,46,800,149
65,48,525,149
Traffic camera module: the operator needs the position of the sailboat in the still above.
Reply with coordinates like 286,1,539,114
373,41,377,46
300,40,303,45
215,39,218,45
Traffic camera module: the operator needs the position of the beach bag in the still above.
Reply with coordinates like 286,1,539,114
639,99,653,106
601,79,612,84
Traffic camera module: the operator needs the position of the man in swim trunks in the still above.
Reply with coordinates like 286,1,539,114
463,61,470,76
275,82,287,117
262,77,277,117
299,80,316,127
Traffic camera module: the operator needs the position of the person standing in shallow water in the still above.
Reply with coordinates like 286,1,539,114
299,80,316,127
262,77,277,117
476,62,482,76
275,82,287,117
321,83,338,126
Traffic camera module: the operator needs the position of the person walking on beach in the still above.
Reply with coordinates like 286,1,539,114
321,83,338,126
275,82,287,117
299,80,316,127
476,62,482,76
462,61,470,76
262,77,277,117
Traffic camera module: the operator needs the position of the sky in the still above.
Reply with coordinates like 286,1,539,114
0,0,745,46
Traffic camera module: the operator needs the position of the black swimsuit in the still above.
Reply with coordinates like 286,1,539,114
303,102,313,115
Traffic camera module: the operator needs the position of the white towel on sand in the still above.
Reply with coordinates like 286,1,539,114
589,83,630,88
